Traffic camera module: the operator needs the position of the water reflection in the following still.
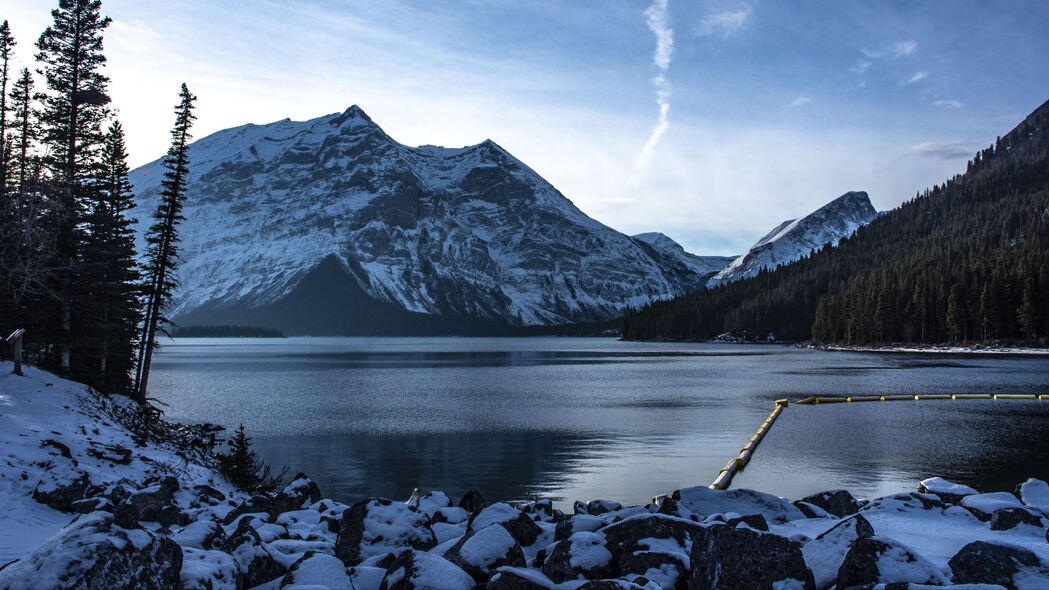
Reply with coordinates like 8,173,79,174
149,337,1049,506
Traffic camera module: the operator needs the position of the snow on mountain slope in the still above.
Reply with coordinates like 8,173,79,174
632,232,736,281
129,106,711,329
707,191,878,287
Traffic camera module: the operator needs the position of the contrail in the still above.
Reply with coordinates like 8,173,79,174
635,0,673,176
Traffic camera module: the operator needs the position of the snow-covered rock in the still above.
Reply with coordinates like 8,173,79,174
128,106,720,333
801,514,875,589
379,549,474,590
919,476,979,503
673,485,806,523
689,524,815,590
0,512,182,590
1018,478,1049,514
541,531,614,583
442,522,525,581
834,535,948,588
334,498,436,566
963,492,1026,520
707,191,877,287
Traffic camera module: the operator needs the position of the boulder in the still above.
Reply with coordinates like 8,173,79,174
726,513,769,531
379,549,474,590
220,520,287,588
599,514,702,565
587,500,623,515
793,501,831,519
350,565,389,590
960,492,1024,521
430,507,470,526
555,514,604,541
459,490,487,514
270,473,323,519
541,531,613,583
126,482,176,523
673,486,805,523
801,514,875,590
469,503,542,547
486,566,556,589
576,581,649,589
222,494,273,525
70,496,113,514
335,498,436,566
280,551,353,589
443,523,525,581
618,550,687,589
179,547,241,590
521,498,556,520
688,524,814,590
172,520,228,550
31,458,92,511
193,483,227,504
799,490,860,518
409,491,453,518
835,536,946,588
0,512,182,590
1017,478,1049,514
989,507,1044,531
948,541,1043,590
917,477,977,504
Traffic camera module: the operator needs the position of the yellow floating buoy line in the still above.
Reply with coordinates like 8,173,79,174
709,392,1047,490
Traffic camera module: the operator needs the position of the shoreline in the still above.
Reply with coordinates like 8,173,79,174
809,343,1049,356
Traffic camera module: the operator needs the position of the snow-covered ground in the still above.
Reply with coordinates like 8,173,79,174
1,363,1047,589
816,344,1049,356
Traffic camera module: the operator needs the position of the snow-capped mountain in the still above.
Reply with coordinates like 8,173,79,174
707,191,877,287
632,232,735,282
129,106,713,333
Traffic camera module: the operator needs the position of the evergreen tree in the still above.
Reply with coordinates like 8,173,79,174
6,68,35,194
35,0,113,374
134,84,195,402
78,121,140,391
216,424,282,493
0,20,14,196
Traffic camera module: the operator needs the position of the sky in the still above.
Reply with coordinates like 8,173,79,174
3,0,1047,255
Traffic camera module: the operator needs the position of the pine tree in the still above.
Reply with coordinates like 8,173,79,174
78,121,140,391
7,68,35,194
217,424,282,493
35,0,113,374
0,21,14,196
134,84,196,402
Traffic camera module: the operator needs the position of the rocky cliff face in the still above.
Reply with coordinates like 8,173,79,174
129,106,715,332
708,191,878,287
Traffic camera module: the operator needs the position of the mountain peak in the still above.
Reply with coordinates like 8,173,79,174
329,104,374,127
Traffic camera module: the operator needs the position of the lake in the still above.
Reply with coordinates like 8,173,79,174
149,337,1049,507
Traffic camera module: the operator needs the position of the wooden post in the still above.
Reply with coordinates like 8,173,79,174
5,329,25,376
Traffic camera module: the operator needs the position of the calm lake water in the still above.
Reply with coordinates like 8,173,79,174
150,337,1049,507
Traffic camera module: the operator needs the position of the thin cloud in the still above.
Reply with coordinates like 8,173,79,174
697,5,752,37
635,0,674,176
907,141,977,160
903,71,929,85
934,99,963,109
786,96,811,109
862,40,918,59
851,59,871,74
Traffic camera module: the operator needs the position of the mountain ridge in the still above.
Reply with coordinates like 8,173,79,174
129,105,716,333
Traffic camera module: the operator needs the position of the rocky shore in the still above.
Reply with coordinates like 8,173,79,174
1,363,1047,589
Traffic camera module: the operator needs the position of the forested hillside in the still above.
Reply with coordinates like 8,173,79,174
624,99,1049,346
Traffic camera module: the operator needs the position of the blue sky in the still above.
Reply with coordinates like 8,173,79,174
4,0,1047,255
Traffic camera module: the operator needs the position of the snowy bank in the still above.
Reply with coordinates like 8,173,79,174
1,363,1048,589
811,344,1049,356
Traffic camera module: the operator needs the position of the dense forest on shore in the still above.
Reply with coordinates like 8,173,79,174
170,325,285,338
624,99,1049,346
